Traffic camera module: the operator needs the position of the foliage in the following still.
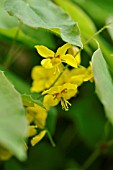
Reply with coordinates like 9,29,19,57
1,0,113,170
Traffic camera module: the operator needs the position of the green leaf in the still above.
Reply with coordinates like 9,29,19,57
0,0,17,29
0,1,56,49
54,0,96,38
21,94,45,109
92,48,113,125
4,0,82,47
0,71,28,161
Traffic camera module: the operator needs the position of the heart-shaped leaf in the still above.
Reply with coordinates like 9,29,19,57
4,0,82,47
92,48,113,125
0,71,28,161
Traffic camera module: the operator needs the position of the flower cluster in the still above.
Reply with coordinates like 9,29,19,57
31,43,93,111
26,43,93,146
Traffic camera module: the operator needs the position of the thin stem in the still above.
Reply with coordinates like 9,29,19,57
4,21,23,68
49,70,63,88
46,130,56,147
82,138,113,170
83,25,109,47
82,148,100,170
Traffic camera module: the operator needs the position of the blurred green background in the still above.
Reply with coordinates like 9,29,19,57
1,0,113,169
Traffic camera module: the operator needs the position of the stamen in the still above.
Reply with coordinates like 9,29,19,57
53,92,59,99
61,88,67,94
61,98,71,111
55,55,60,58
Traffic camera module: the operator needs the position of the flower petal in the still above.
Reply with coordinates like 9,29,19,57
62,54,77,68
56,43,72,57
84,62,93,82
31,80,45,92
35,45,54,58
68,47,81,66
27,125,37,137
43,94,59,110
75,53,81,66
31,130,47,146
41,59,53,69
0,146,12,161
62,83,77,90
34,104,47,129
31,66,46,80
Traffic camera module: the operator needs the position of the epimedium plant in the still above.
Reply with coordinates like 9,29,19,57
1,0,113,169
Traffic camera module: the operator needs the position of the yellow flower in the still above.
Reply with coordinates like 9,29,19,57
56,68,71,85
68,46,81,66
69,66,87,86
43,83,78,111
26,104,47,146
35,43,78,70
31,66,62,93
68,62,93,86
84,62,94,82
26,104,47,129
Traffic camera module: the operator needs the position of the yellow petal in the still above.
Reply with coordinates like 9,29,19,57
27,125,37,137
68,47,81,66
61,83,78,100
31,130,47,146
34,104,47,129
63,87,78,100
62,83,77,90
84,62,93,82
0,145,12,161
42,86,60,95
31,66,46,80
70,75,84,86
75,53,81,66
26,111,34,124
61,54,77,68
31,80,45,93
41,59,53,69
56,43,72,57
70,66,86,76
35,45,54,58
43,94,59,110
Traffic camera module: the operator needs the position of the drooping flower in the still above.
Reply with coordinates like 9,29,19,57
35,43,78,71
43,83,78,111
26,104,47,146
